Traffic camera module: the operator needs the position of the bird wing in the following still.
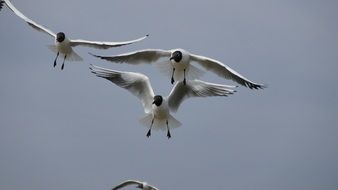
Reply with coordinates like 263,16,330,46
148,185,160,190
4,0,55,37
90,65,155,113
89,49,171,64
112,180,142,190
168,80,237,112
0,1,4,11
190,53,265,89
70,34,149,49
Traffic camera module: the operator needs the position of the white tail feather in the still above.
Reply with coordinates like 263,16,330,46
186,64,205,80
66,49,83,62
139,114,182,131
47,45,83,62
156,60,204,82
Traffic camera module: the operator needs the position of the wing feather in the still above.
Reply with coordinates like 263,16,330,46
90,65,154,113
190,54,265,89
4,0,55,37
89,49,171,64
70,35,149,49
112,180,141,190
168,80,236,112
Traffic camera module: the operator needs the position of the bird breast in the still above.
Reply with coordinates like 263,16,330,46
55,38,72,54
152,104,169,119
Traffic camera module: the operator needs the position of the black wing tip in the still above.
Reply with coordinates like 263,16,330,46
88,52,97,57
247,83,266,90
88,52,105,59
0,1,4,11
146,34,150,37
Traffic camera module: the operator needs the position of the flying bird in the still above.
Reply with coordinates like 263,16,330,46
2,0,148,70
90,48,265,89
112,180,159,190
90,65,236,138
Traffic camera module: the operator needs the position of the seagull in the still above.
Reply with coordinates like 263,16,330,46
2,0,148,70
112,180,159,190
89,48,265,89
90,64,236,138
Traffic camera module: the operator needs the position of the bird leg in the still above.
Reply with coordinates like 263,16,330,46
53,52,59,67
166,120,171,139
171,68,175,84
183,69,186,85
146,118,154,138
61,54,67,70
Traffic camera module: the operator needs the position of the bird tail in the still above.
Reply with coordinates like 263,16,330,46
139,113,182,131
156,61,204,81
47,45,83,61
67,50,83,61
186,64,205,80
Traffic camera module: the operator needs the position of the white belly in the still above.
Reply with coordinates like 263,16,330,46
171,60,190,82
56,40,72,55
152,104,169,120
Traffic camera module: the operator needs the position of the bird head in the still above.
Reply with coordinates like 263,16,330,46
152,95,163,107
56,32,66,42
170,50,183,62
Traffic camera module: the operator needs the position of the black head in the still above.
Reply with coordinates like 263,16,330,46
152,95,163,106
56,32,65,42
170,50,183,62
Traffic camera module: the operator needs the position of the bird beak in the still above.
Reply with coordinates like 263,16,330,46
169,56,174,60
152,100,155,104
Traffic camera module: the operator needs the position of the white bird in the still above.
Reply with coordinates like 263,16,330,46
112,180,159,190
90,65,236,138
90,48,265,89
2,0,148,70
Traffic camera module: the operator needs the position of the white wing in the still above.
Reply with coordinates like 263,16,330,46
89,49,171,64
168,80,237,112
190,54,265,89
4,0,55,37
90,65,154,113
112,180,142,190
70,34,149,49
112,180,159,190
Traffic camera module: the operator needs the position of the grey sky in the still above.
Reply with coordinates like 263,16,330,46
0,0,337,190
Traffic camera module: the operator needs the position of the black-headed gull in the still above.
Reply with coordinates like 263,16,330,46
112,180,159,190
90,48,265,89
90,65,236,138
2,0,148,70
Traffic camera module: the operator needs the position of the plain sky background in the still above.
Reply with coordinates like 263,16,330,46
0,0,337,190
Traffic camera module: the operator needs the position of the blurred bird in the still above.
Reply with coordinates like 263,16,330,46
112,180,159,190
90,48,265,89
1,0,148,70
90,65,236,138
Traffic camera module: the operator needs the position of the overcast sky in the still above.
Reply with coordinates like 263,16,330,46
0,0,337,190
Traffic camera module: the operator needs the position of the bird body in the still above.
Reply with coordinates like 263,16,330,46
90,65,236,138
